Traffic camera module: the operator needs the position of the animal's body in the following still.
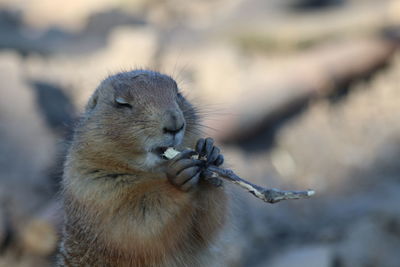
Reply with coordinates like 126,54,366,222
57,70,227,266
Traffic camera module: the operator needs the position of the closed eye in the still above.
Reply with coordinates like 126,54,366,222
115,97,132,108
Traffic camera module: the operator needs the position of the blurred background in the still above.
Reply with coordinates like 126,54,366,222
0,0,400,266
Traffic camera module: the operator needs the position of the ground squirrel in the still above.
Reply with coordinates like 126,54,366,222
57,70,227,266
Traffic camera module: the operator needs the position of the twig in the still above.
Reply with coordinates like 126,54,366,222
163,147,315,204
207,165,315,204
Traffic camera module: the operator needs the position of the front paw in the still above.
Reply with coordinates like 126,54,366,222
195,138,224,187
166,150,203,192
195,137,224,167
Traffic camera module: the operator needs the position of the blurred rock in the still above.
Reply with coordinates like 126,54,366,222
336,218,400,267
162,38,395,147
0,9,57,55
216,52,400,266
24,25,158,107
0,8,147,56
0,52,56,186
0,52,60,264
229,0,391,54
388,0,400,25
290,0,345,10
145,0,240,28
272,53,400,192
30,81,76,134
0,0,120,31
20,219,58,256
18,200,62,257
264,245,333,267
0,206,11,252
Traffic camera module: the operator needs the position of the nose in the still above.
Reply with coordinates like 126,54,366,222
163,110,185,136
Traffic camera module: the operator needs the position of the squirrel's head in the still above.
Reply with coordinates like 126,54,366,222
78,70,199,171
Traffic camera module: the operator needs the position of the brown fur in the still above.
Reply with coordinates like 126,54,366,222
57,70,227,266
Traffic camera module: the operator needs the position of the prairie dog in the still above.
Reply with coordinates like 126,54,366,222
57,70,227,266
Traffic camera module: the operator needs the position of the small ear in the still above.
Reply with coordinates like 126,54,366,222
85,90,99,112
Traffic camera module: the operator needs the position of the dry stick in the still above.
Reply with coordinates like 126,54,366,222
207,165,315,204
164,148,315,204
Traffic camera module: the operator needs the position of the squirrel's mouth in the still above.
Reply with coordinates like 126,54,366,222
151,146,170,159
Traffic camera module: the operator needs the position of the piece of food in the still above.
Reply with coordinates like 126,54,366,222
163,147,181,159
163,147,200,160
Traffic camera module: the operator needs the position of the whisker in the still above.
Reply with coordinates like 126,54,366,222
185,128,206,136
186,122,219,134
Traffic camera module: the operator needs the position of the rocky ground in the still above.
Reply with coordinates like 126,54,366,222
0,0,399,266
